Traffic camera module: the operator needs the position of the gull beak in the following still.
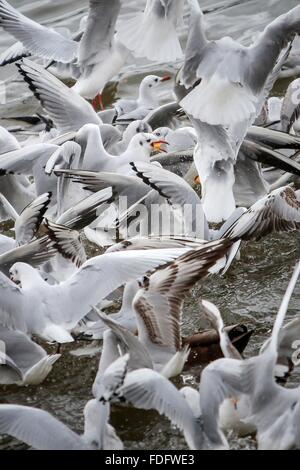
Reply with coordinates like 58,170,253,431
151,140,169,153
160,75,171,82
194,175,201,185
10,274,20,286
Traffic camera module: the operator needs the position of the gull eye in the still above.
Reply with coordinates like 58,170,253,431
146,139,151,143
155,78,158,83
136,127,140,132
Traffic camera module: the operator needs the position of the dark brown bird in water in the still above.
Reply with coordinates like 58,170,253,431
183,324,254,366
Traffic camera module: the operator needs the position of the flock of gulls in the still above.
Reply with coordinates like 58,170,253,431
0,0,299,451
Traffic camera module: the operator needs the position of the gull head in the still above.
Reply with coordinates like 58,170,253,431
139,75,172,106
9,264,22,286
141,74,171,92
9,263,43,289
121,120,152,146
128,132,169,158
153,127,172,151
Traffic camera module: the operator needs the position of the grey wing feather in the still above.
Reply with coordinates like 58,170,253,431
0,236,57,274
15,192,51,245
17,59,101,133
119,368,198,438
0,326,45,372
0,0,78,63
0,192,19,222
78,0,121,67
0,41,30,66
95,311,153,371
55,187,113,231
247,5,300,94
93,353,129,400
0,405,88,450
44,220,87,268
281,78,300,133
180,0,208,88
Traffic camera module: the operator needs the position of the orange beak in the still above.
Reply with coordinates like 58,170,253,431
151,140,169,153
194,175,201,185
160,75,172,82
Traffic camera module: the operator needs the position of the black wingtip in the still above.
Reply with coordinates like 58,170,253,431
0,51,31,67
16,61,43,106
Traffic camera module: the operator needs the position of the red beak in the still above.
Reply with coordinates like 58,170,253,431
160,75,172,82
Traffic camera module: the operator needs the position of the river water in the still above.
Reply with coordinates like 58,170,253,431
0,0,299,451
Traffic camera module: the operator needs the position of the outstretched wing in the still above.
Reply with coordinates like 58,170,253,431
0,236,57,275
0,40,30,66
78,0,121,67
0,0,78,63
223,186,300,240
15,192,51,245
133,239,232,353
0,405,88,450
248,5,300,95
48,248,190,328
17,59,101,133
118,368,200,448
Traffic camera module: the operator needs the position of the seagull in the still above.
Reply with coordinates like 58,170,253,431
179,1,300,128
115,75,172,123
153,126,197,152
102,365,207,450
0,192,51,255
94,238,234,379
0,0,128,105
177,0,300,223
0,354,129,450
0,248,190,343
199,261,300,450
46,124,168,178
17,59,103,134
117,0,185,63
